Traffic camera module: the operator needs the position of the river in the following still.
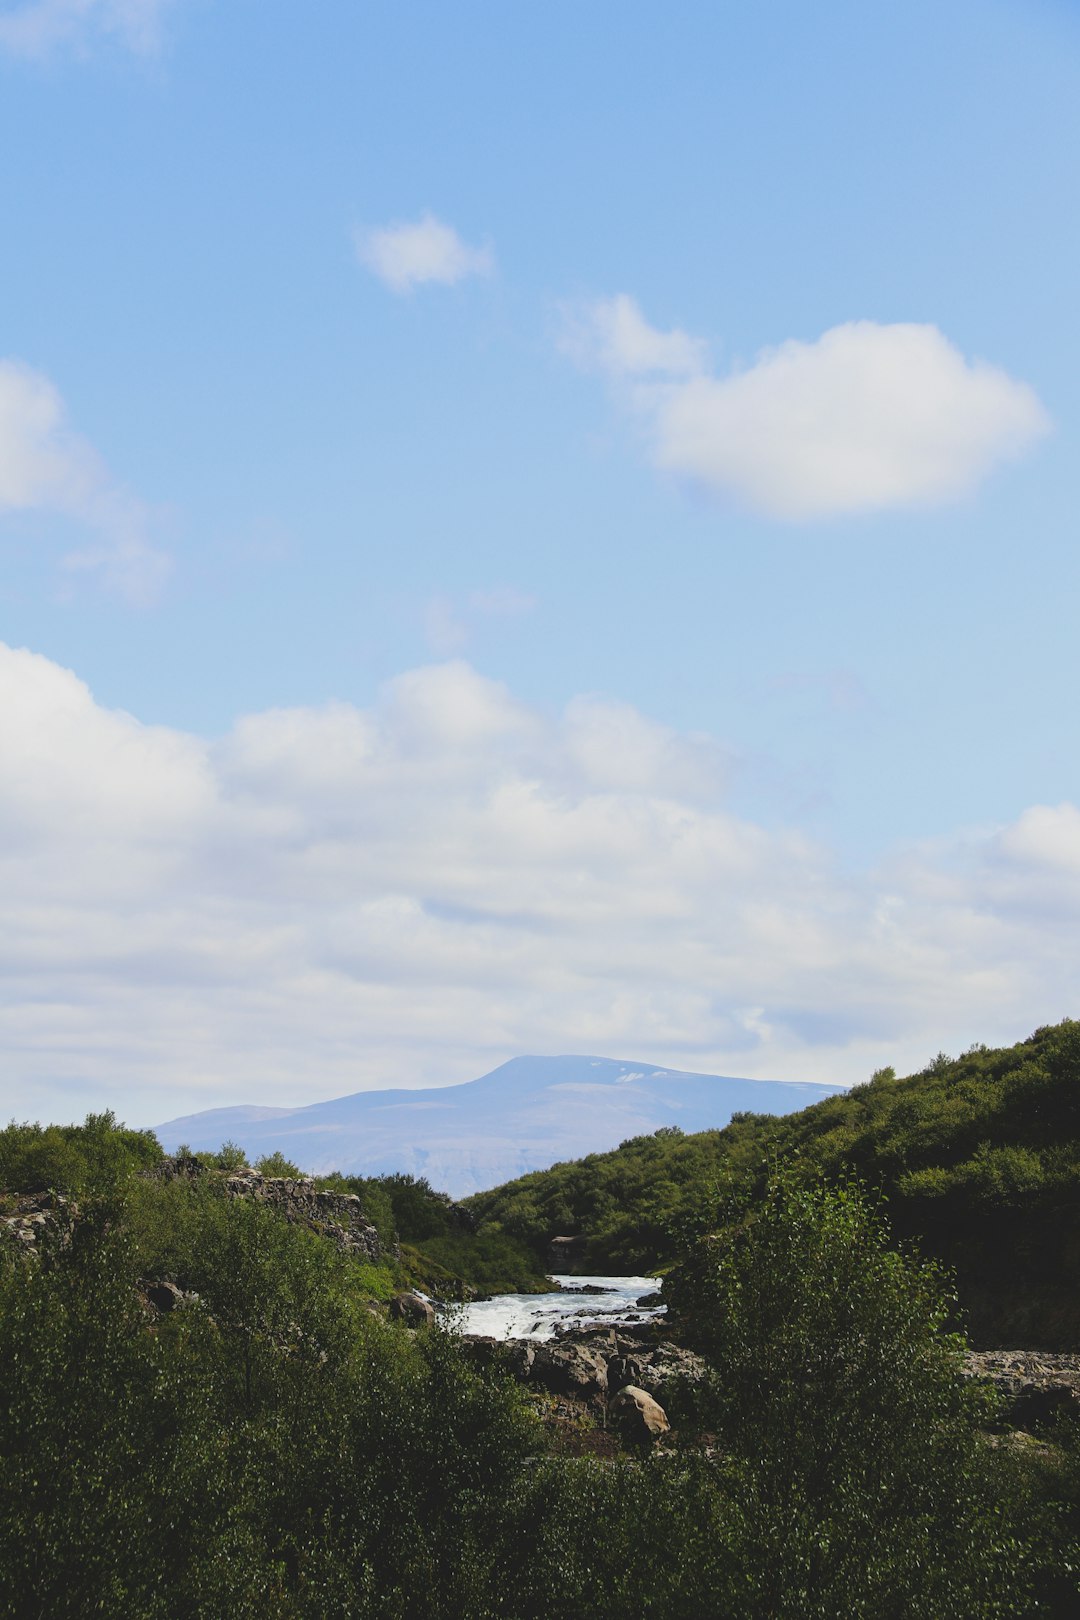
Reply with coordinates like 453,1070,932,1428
449,1274,665,1341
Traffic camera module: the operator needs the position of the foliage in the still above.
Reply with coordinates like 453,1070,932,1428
0,1177,542,1619
0,1119,1077,1615
667,1167,1027,1616
193,1138,250,1172
0,1110,163,1197
366,1171,549,1294
255,1150,303,1178
153,1155,546,1297
464,1124,738,1273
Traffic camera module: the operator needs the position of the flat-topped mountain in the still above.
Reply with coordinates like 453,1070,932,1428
155,1055,843,1196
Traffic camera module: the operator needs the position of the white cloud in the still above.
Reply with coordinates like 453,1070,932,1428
568,299,1049,519
353,213,494,294
2,642,1079,1127
0,0,171,56
0,360,170,603
561,294,707,378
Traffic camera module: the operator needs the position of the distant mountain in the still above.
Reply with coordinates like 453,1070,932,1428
154,1055,845,1197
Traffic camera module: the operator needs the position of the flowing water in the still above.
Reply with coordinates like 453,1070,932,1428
449,1274,665,1341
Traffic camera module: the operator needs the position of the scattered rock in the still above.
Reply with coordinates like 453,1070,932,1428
963,1351,1080,1426
636,1292,664,1309
606,1353,644,1392
610,1385,670,1445
0,1192,73,1251
504,1340,536,1381
166,1152,205,1179
638,1341,708,1398
459,1335,502,1367
475,1322,708,1415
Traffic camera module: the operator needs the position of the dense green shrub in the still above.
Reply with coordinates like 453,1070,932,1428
0,1110,162,1197
255,1150,303,1178
0,1180,542,1619
668,1168,1031,1618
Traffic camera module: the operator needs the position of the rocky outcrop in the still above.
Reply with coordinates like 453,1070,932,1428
155,1158,383,1263
223,1167,382,1261
963,1350,1080,1426
459,1324,707,1420
139,1278,202,1314
548,1234,585,1268
144,1279,186,1312
531,1339,610,1401
0,1192,72,1250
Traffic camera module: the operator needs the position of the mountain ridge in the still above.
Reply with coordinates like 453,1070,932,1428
155,1054,844,1196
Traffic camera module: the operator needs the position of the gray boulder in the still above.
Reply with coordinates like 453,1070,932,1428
531,1340,609,1399
390,1291,436,1328
144,1279,186,1312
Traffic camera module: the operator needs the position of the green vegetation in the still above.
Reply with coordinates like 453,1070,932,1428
308,1169,547,1296
1,1121,1077,1616
0,1110,163,1199
668,1168,1025,1616
0,1117,546,1298
0,1180,535,1617
372,1172,550,1296
465,1021,1080,1345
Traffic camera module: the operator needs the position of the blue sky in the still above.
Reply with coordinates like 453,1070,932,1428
2,0,1079,1125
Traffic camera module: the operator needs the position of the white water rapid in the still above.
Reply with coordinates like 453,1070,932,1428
449,1274,665,1341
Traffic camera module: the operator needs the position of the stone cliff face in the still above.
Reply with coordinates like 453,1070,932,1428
156,1157,383,1264
2,1162,384,1268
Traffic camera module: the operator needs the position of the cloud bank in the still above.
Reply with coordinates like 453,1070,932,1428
354,213,494,294
568,298,1049,518
0,360,169,603
0,0,171,56
1,642,1078,1126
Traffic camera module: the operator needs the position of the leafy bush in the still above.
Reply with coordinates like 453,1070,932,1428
255,1150,303,1178
1,1130,1076,1615
668,1167,1030,1617
0,1178,542,1619
0,1111,162,1196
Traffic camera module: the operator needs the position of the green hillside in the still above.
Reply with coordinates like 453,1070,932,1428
2,1083,1079,1612
464,1020,1080,1347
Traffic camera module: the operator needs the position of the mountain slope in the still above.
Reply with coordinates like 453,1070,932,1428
155,1055,843,1197
465,1023,1080,1346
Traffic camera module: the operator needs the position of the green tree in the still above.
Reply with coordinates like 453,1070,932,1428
254,1150,303,1178
669,1167,1026,1617
0,1111,163,1197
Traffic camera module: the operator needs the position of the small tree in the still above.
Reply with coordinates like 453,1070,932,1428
669,1166,1023,1617
255,1151,303,1179
212,1139,248,1171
